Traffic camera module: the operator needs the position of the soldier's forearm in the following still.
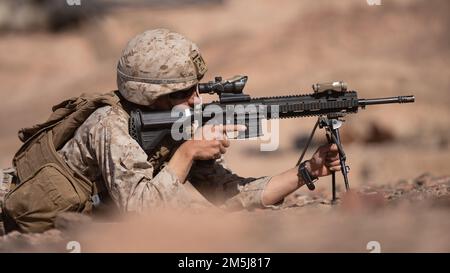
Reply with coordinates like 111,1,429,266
261,167,305,206
168,145,194,183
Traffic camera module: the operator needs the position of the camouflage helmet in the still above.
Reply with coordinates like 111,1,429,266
117,28,208,105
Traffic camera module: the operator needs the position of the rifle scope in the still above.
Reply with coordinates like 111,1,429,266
198,75,247,94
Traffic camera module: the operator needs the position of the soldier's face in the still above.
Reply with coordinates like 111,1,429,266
151,87,200,110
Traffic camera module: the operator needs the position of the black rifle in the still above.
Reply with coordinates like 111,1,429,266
129,75,415,201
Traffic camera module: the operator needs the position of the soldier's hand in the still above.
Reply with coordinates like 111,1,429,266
307,143,341,178
183,124,246,160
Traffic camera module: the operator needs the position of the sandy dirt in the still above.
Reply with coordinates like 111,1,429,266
1,173,449,252
0,0,449,252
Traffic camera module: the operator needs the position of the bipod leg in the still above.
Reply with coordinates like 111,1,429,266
329,127,350,191
325,132,337,203
331,172,336,203
296,119,319,166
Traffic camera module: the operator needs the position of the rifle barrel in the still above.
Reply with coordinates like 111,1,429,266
358,95,415,107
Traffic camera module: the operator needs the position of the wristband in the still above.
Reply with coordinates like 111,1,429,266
298,160,318,191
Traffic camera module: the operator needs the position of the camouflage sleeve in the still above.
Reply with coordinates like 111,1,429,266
187,159,282,210
84,106,200,212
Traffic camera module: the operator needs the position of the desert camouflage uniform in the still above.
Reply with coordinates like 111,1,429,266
57,29,277,213
57,105,274,213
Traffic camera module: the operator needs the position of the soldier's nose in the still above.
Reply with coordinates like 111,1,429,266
193,96,201,105
188,92,201,107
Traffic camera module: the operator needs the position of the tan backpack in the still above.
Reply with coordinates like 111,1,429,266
1,91,121,233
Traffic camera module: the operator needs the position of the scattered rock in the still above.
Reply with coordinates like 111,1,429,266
285,173,450,210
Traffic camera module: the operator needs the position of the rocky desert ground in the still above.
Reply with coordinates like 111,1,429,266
0,0,449,252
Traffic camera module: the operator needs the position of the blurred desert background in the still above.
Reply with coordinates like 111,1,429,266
0,0,449,252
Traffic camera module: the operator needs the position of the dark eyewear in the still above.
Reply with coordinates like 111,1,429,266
168,86,197,100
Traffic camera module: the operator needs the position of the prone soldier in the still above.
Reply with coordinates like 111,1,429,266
1,29,341,233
